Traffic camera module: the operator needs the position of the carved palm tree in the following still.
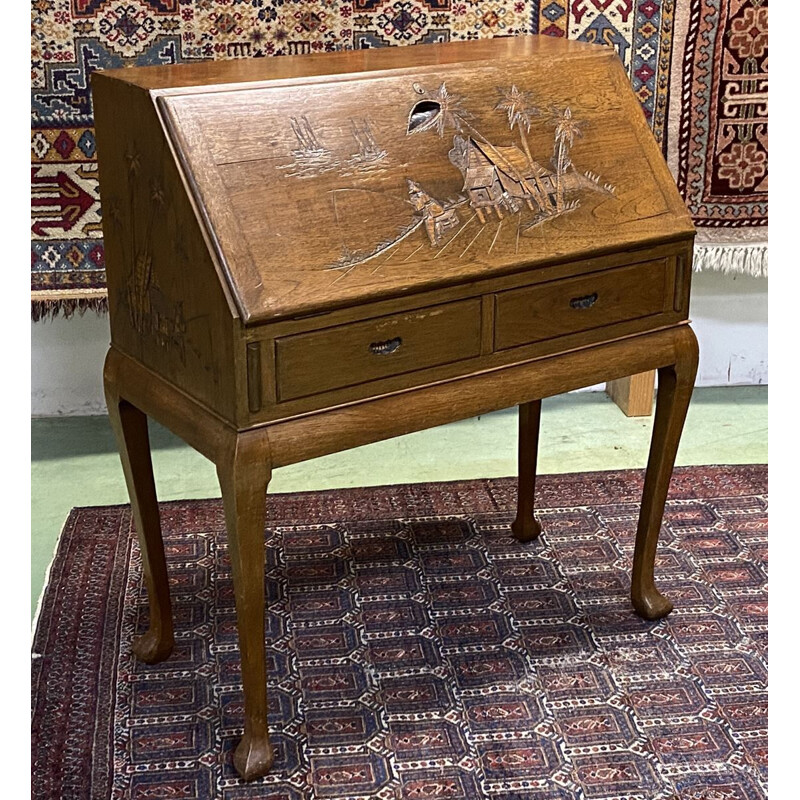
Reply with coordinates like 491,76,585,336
495,85,553,212
552,106,583,212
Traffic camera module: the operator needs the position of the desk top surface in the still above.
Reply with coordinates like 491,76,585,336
97,37,693,324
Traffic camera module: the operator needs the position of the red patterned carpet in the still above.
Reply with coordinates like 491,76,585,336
32,466,767,799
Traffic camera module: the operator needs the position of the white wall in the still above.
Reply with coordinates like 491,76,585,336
689,270,768,386
32,310,110,416
31,270,767,416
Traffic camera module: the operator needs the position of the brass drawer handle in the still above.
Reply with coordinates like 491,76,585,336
569,292,598,310
369,336,402,355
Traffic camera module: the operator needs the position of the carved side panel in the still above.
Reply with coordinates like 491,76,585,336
93,75,240,423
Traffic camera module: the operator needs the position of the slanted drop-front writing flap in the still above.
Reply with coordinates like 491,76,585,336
160,42,692,323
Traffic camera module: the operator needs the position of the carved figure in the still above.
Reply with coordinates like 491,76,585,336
406,179,460,246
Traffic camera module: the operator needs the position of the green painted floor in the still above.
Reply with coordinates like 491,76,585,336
31,386,767,620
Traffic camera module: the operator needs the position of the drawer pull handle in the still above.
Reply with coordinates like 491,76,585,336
369,336,403,355
569,292,598,310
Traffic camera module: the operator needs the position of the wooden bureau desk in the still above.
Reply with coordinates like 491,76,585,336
92,35,698,781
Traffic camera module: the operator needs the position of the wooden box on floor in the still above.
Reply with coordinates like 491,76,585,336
93,35,697,780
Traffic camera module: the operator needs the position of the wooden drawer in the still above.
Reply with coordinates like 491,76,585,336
276,299,482,401
494,258,670,351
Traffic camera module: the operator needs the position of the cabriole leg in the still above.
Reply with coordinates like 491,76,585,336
105,388,174,663
512,399,543,543
216,430,274,781
631,327,699,620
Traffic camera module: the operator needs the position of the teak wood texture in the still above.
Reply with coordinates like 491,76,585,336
93,35,697,781
606,370,657,416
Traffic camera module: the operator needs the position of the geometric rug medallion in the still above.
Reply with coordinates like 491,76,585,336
32,466,767,799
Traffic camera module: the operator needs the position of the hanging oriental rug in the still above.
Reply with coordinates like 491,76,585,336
667,0,768,277
31,1,768,320
32,466,768,799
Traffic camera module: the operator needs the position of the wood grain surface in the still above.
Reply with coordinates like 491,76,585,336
152,39,691,322
276,298,482,401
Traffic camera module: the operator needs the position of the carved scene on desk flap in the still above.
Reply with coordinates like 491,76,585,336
277,81,615,283
280,115,388,179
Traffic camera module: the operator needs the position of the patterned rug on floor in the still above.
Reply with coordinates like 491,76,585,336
31,1,768,318
32,466,768,799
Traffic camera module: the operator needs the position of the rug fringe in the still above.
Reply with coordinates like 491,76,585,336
31,294,109,322
693,243,768,278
